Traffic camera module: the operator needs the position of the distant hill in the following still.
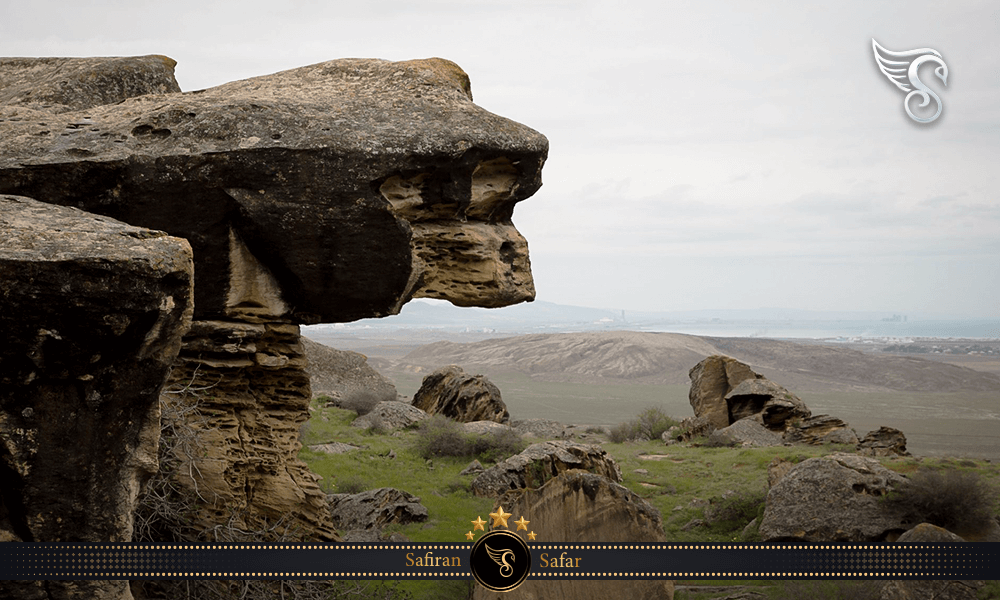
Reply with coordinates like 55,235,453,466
393,331,1000,393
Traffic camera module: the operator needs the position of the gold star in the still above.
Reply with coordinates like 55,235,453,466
489,506,512,529
514,516,529,531
471,516,486,532
527,531,537,541
465,531,475,541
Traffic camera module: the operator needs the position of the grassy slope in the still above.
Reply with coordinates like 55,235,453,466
299,399,1000,600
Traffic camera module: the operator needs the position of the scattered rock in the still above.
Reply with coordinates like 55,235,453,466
412,365,509,423
896,523,965,542
708,417,784,447
475,471,674,600
759,453,909,542
460,460,485,476
470,441,622,499
308,442,363,455
461,420,515,436
682,518,707,531
511,418,567,439
857,426,910,457
327,488,428,533
350,401,428,431
782,415,859,446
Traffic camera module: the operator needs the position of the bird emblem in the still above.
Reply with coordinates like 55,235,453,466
872,38,949,123
485,544,515,578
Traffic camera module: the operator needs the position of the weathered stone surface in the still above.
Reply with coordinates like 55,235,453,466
511,418,567,439
858,426,910,457
327,487,428,533
470,441,621,499
308,442,362,455
782,415,859,446
759,453,909,542
159,320,340,542
677,414,716,441
302,337,397,401
897,522,966,542
724,377,811,428
0,55,181,112
412,365,509,423
350,401,428,430
474,472,674,600
687,355,763,430
0,56,547,323
460,420,514,436
879,580,984,600
0,195,193,600
767,456,795,489
460,459,485,475
708,416,784,447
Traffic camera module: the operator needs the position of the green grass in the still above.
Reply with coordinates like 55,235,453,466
298,397,1000,599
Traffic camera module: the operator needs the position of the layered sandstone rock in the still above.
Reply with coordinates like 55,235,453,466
412,365,509,423
0,56,546,322
474,471,674,600
759,453,909,542
782,415,859,446
327,487,428,537
1,55,547,556
857,426,909,457
0,195,193,599
471,441,621,499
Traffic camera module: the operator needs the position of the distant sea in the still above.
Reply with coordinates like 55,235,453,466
642,319,1000,340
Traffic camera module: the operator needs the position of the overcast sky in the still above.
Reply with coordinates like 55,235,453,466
3,1,998,318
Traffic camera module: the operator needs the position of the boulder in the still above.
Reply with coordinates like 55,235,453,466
412,365,509,423
1,56,547,323
857,426,910,457
474,471,674,600
688,355,761,430
782,415,859,446
724,377,811,428
896,522,966,542
460,459,485,476
759,453,909,542
708,417,784,447
766,457,795,489
0,196,193,600
461,420,516,436
511,418,567,439
471,441,622,499
350,401,428,431
327,487,428,533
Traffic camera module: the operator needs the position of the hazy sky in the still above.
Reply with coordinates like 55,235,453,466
3,1,998,317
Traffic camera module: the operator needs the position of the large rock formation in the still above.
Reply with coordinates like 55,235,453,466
0,196,193,598
781,415,860,446
0,52,547,572
471,441,621,499
474,471,674,600
412,364,509,423
687,355,809,432
327,487,428,537
302,337,398,401
758,453,909,542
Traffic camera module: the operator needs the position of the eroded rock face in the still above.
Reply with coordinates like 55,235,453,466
858,426,909,457
708,416,784,447
474,472,674,600
689,355,760,430
0,56,547,323
327,487,428,536
302,337,397,401
759,453,909,542
0,195,193,599
412,365,509,423
470,441,621,499
782,415,859,446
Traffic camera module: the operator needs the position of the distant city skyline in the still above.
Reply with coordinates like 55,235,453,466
4,1,997,318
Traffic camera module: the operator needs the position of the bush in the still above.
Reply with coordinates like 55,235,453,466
413,415,525,462
705,489,767,539
884,468,995,533
339,387,395,416
608,406,680,443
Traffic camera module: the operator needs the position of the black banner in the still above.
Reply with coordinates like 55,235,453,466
2,543,998,580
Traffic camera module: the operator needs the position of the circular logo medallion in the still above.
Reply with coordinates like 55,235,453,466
470,530,531,592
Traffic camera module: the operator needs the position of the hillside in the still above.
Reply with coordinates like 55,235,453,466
394,331,1000,393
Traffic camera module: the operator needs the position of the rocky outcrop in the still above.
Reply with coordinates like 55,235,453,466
412,365,509,423
350,401,428,431
0,196,193,599
782,415,859,446
882,523,984,599
896,522,965,542
327,487,428,536
1,54,546,558
858,426,909,457
0,56,547,322
759,453,909,542
474,471,674,600
302,337,397,401
470,441,621,499
687,355,809,432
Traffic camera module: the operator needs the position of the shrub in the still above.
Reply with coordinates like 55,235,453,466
884,468,994,533
608,406,680,443
336,475,368,495
413,415,526,462
705,488,767,539
339,387,395,416
468,428,527,464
